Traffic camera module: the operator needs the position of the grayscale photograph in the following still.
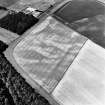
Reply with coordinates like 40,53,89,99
0,0,105,105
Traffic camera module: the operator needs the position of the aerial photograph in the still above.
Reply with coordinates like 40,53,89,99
0,0,105,105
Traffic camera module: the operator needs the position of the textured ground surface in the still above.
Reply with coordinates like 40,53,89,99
53,40,105,105
0,0,63,105
0,0,105,105
1,0,64,12
12,16,87,93
0,42,51,105
54,0,105,48
0,12,39,35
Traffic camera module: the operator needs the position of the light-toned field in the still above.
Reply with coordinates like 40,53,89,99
10,16,87,93
53,40,105,105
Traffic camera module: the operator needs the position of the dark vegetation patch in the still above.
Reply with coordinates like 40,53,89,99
0,8,49,104
0,53,50,105
0,41,8,53
0,12,39,35
0,79,15,105
0,6,7,11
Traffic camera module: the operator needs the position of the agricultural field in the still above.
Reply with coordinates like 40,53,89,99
0,0,105,105
0,0,65,105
